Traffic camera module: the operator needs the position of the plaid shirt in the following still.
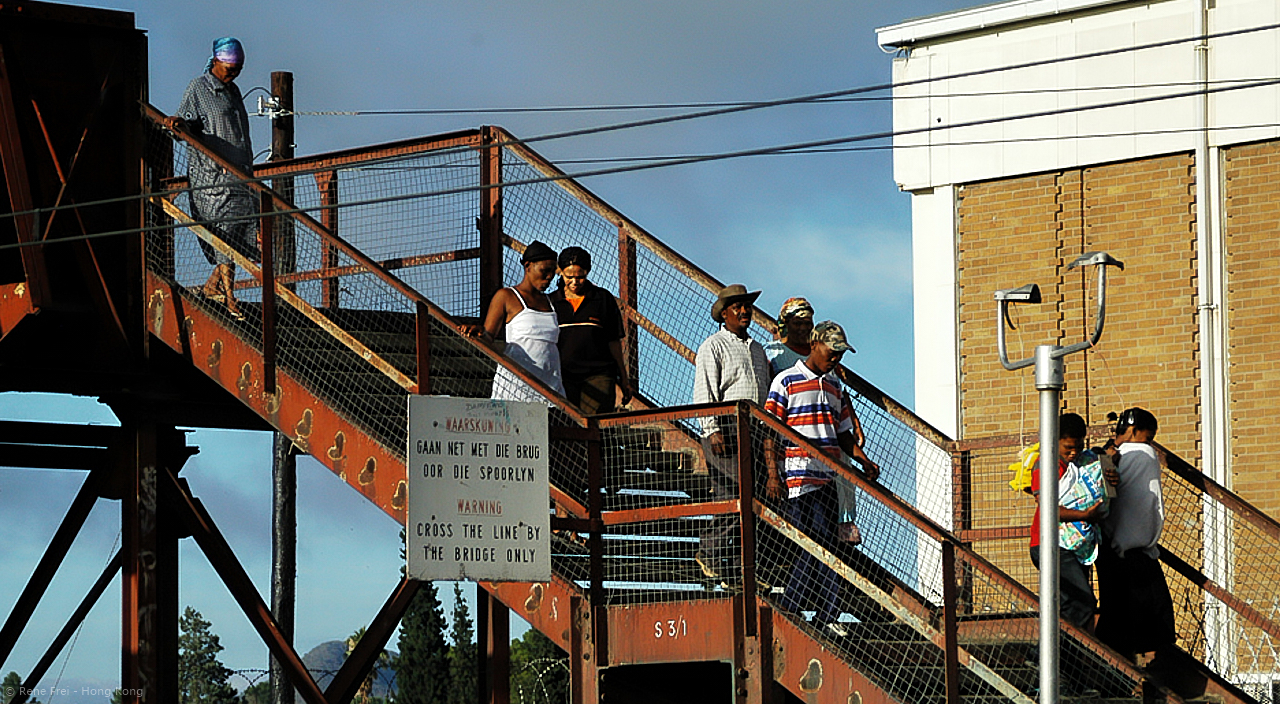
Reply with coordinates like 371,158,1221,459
693,328,770,436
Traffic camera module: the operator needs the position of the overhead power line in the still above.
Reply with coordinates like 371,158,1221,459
309,20,1280,159
285,77,1279,117
2,75,1277,254
2,21,1279,241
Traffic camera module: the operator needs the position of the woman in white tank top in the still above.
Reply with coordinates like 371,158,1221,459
459,241,566,401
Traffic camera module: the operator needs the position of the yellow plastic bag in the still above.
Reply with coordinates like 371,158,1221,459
1007,442,1039,493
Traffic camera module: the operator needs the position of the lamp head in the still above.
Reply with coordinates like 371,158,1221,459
993,283,1042,304
1067,251,1125,271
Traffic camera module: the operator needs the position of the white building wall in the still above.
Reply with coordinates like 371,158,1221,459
877,0,1280,433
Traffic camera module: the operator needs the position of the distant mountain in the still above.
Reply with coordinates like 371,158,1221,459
297,640,398,702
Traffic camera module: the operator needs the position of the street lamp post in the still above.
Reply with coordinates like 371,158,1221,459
994,252,1124,704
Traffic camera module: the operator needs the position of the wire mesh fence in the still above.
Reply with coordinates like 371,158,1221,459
960,435,1280,704
139,113,1279,701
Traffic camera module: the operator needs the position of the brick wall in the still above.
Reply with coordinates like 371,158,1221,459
955,154,1200,460
1224,140,1280,519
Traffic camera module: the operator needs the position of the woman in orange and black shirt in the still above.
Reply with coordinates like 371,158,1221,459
549,247,632,414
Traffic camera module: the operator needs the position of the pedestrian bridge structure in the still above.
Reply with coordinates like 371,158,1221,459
1,4,1277,703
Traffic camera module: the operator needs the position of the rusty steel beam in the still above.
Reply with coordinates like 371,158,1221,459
325,578,421,704
11,550,121,704
229,247,481,291
0,444,110,470
146,271,407,521
618,225,639,396
31,68,115,241
606,599,737,666
1160,548,1280,642
159,131,486,191
260,192,278,395
735,403,759,637
1161,445,1280,542
0,281,34,341
0,471,99,667
253,128,484,178
29,91,130,346
625,306,695,364
481,576,584,655
594,401,741,428
941,542,961,704
478,126,503,315
0,45,50,308
415,301,431,394
584,419,607,667
478,587,510,704
769,611,900,704
168,471,328,704
568,594,599,704
601,499,739,527
959,527,1030,542
549,485,588,520
315,170,340,308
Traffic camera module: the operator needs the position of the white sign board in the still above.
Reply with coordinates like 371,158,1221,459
406,396,550,582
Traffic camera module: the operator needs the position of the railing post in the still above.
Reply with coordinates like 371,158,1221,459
147,123,175,280
415,300,431,394
617,224,639,397
735,402,758,637
585,418,608,667
315,170,340,309
942,541,962,704
952,448,971,540
478,126,504,317
260,191,277,395
478,587,510,704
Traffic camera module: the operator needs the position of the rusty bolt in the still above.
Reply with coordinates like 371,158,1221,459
737,687,748,697
737,668,749,679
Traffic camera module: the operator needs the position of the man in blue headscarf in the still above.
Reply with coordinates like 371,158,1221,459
168,37,255,319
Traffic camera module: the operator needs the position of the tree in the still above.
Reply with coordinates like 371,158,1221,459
344,627,393,704
178,606,239,703
241,681,270,704
394,578,449,703
509,629,569,704
3,672,21,704
446,583,476,704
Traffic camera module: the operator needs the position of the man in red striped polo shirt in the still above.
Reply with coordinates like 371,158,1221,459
765,321,880,637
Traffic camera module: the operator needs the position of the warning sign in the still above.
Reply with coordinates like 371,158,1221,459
406,396,550,582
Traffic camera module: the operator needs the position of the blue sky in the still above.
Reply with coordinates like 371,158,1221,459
0,0,983,694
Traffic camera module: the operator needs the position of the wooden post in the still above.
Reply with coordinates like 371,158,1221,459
269,70,297,704
269,71,296,280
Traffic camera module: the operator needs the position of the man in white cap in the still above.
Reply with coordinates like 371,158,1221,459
691,284,773,582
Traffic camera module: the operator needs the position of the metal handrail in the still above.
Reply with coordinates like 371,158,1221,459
142,103,590,429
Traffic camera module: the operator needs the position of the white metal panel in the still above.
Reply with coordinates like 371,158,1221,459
910,186,959,439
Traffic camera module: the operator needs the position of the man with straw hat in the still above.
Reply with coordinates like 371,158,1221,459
691,284,773,583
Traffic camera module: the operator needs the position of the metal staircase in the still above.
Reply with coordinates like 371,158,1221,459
127,104,1274,704
4,8,1273,702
